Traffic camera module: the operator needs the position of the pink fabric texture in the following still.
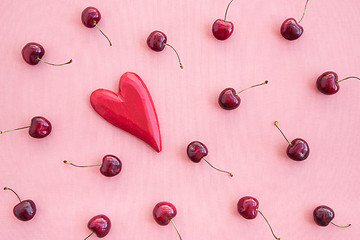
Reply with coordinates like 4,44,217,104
0,0,359,239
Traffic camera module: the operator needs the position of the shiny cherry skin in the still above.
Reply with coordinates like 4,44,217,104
316,71,339,95
82,7,101,28
13,200,36,221
218,88,240,110
22,42,45,65
88,215,111,238
212,19,234,40
147,31,167,51
313,206,334,226
29,116,52,138
100,155,122,177
287,138,309,161
153,202,177,226
187,141,208,163
237,196,259,220
280,18,303,41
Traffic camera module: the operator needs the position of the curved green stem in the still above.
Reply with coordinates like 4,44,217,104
36,57,72,66
63,161,101,168
0,126,31,134
331,222,351,228
203,158,233,177
336,76,360,83
274,121,292,146
298,0,310,23
93,21,112,46
170,219,183,240
256,209,280,240
236,80,268,95
224,0,234,21
84,232,94,240
4,187,22,202
163,43,184,69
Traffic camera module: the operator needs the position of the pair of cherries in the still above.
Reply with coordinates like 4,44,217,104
212,0,310,41
22,6,111,67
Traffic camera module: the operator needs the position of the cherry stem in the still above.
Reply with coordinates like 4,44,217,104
93,21,112,46
298,0,310,23
84,232,94,240
236,80,269,95
0,126,31,134
170,219,183,240
330,222,351,228
255,209,280,240
163,43,184,69
224,0,234,21
63,161,101,168
274,121,292,146
203,158,233,177
336,76,360,83
36,57,72,66
4,187,21,202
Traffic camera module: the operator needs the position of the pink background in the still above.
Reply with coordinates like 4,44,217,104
0,0,359,239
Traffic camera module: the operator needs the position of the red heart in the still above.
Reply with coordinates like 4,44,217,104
90,72,162,152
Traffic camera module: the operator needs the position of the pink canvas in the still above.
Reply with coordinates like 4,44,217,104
0,0,359,239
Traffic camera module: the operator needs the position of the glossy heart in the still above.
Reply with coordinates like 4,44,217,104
90,72,161,152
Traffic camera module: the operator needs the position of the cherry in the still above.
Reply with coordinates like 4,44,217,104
313,205,351,228
4,187,36,221
274,121,309,161
316,71,360,95
82,7,112,46
280,0,309,40
0,116,52,138
212,0,234,40
237,196,280,240
85,215,111,239
218,80,268,110
64,154,122,177
153,202,182,240
147,31,183,69
22,42,72,66
187,141,233,177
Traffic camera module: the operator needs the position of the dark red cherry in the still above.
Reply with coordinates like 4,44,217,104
153,202,177,226
147,31,183,69
21,42,44,65
187,141,233,177
212,20,234,40
280,0,309,41
212,0,234,40
218,81,268,110
63,154,122,177
100,155,122,177
237,196,258,219
280,18,303,40
313,205,351,228
218,88,240,110
81,7,112,46
86,214,111,239
81,7,101,28
237,196,280,239
147,31,167,51
187,141,208,163
153,202,183,240
287,138,310,161
29,116,52,138
275,121,309,161
22,42,72,66
0,116,52,138
4,187,36,221
316,72,339,95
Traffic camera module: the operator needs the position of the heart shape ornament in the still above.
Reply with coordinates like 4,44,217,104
90,72,162,152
